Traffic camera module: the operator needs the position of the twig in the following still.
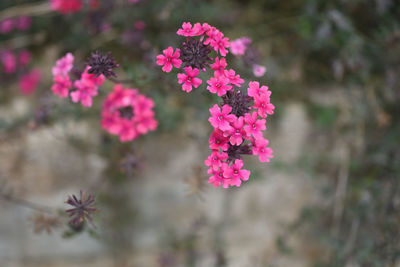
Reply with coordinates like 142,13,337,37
107,77,135,85
0,192,55,214
0,1,50,21
332,141,350,236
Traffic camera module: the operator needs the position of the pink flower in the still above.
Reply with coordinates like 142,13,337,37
177,22,197,37
15,16,32,31
205,150,228,171
230,37,251,56
156,46,182,73
228,116,246,146
253,64,266,77
101,84,157,142
211,57,227,75
50,0,83,14
51,74,72,98
252,137,273,162
223,69,244,87
206,74,232,96
253,93,275,118
18,50,31,67
177,66,202,92
208,104,235,131
209,31,230,56
209,129,229,151
0,18,14,34
134,20,146,31
247,81,270,98
19,69,41,95
244,112,266,138
203,27,219,45
223,159,250,187
1,51,17,73
52,53,74,76
71,67,105,107
208,164,231,188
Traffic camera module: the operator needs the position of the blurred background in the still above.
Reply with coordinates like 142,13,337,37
0,0,399,266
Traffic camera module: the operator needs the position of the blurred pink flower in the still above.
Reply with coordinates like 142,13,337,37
1,51,17,73
50,0,83,14
101,84,158,142
134,20,146,31
52,53,74,76
15,16,32,31
252,64,266,77
71,67,105,107
19,69,41,95
51,74,72,98
0,18,14,34
18,50,31,67
230,37,251,56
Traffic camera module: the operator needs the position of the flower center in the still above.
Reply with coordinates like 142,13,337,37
119,106,134,119
181,39,212,70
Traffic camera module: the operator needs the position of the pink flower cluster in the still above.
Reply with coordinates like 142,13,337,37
19,69,41,95
230,37,267,77
51,53,105,107
157,22,275,188
206,82,274,188
0,16,32,34
50,0,83,14
156,22,231,93
1,50,31,74
101,84,158,142
0,49,40,94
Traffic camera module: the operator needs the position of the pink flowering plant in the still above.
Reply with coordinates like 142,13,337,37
50,51,157,142
157,22,275,188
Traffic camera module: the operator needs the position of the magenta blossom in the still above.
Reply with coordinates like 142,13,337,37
1,51,17,73
223,69,244,87
50,0,83,14
0,18,14,34
223,159,250,187
211,57,227,75
253,64,266,77
71,67,105,107
227,116,246,146
230,37,252,56
177,66,202,92
209,31,230,56
244,112,266,138
101,84,157,142
52,53,74,76
206,73,232,96
177,22,197,37
19,69,41,95
209,129,230,151
156,46,182,73
51,75,72,98
208,104,235,131
252,137,273,162
18,50,31,67
253,93,275,118
205,150,229,171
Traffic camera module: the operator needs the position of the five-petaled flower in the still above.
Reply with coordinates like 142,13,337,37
177,66,202,92
156,46,182,72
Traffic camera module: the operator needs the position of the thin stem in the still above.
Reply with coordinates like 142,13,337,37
0,192,55,214
107,77,135,84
